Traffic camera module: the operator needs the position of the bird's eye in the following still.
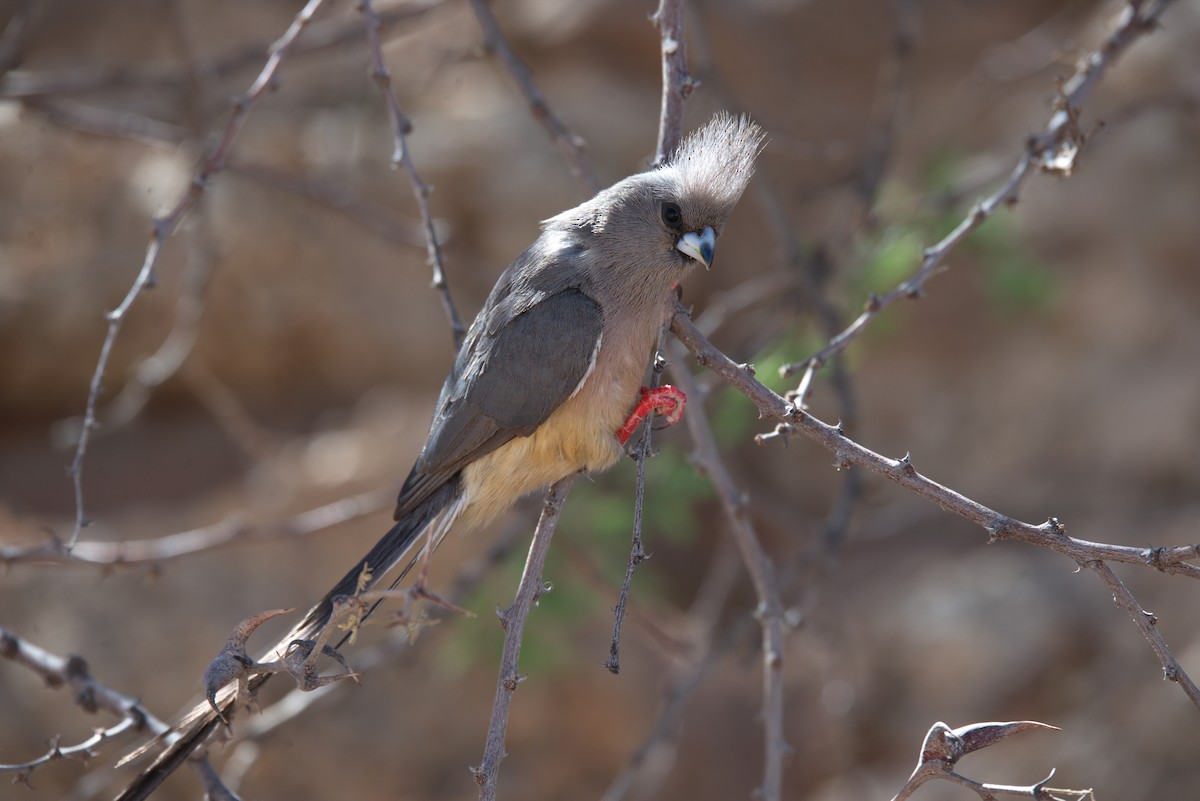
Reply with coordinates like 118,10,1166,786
661,202,683,229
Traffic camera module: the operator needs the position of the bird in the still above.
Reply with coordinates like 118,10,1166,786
115,112,763,799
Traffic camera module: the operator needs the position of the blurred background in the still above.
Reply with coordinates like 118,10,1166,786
1,0,1198,799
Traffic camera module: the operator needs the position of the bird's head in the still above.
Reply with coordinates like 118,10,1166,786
546,113,764,291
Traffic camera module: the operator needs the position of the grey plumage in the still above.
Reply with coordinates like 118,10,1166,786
115,112,763,801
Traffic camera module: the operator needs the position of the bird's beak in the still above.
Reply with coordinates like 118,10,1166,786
676,226,716,270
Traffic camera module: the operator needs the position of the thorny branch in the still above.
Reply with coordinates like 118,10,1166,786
651,0,697,164
15,1,1191,799
65,0,329,550
101,212,218,435
606,327,670,676
358,0,466,349
599,0,706,675
473,474,577,801
0,0,444,99
182,516,528,799
467,0,600,195
0,628,169,782
670,306,1200,710
782,0,1176,407
888,720,1093,801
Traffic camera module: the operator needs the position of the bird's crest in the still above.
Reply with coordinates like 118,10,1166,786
666,112,765,212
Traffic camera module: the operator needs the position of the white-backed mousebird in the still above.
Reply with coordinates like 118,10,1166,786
115,112,763,798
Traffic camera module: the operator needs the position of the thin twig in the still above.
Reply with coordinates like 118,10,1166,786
359,0,465,349
228,162,428,248
0,1,445,100
104,213,217,432
8,100,433,254
65,0,329,550
671,306,1200,709
0,629,169,781
781,0,1176,405
606,331,670,674
473,474,578,801
2,489,391,569
1087,560,1190,689
188,756,244,801
18,96,189,146
466,0,600,195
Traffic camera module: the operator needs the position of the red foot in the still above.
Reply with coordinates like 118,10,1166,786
616,385,687,445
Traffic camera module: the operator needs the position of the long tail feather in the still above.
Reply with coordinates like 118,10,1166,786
113,478,462,801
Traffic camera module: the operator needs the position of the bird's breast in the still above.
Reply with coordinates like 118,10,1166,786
456,308,662,530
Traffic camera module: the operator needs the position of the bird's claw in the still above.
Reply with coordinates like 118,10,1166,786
616,385,687,444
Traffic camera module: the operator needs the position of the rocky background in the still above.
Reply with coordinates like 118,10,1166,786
1,1,1198,799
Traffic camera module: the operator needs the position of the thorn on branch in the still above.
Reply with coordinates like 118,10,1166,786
753,422,793,446
501,671,522,693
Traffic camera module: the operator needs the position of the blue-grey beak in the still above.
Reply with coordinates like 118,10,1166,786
676,226,716,270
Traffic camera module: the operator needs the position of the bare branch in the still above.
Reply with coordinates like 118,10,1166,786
467,0,600,195
473,474,578,801
7,99,432,254
359,0,466,350
0,1,444,100
65,0,330,550
188,755,245,801
651,0,697,164
227,162,428,248
101,215,217,433
889,720,1091,801
1,489,391,569
782,0,1177,406
0,628,169,780
17,96,188,146
670,305,1200,709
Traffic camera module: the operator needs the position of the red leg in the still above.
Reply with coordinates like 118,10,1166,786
616,385,687,445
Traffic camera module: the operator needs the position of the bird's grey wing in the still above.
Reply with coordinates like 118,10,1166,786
394,287,603,518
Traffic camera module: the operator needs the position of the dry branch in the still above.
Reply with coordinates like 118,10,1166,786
0,1,444,99
65,0,329,550
651,0,696,164
2,489,391,569
473,475,577,801
359,0,466,349
783,0,1177,407
0,629,169,782
467,0,600,195
888,720,1092,801
670,305,1200,709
